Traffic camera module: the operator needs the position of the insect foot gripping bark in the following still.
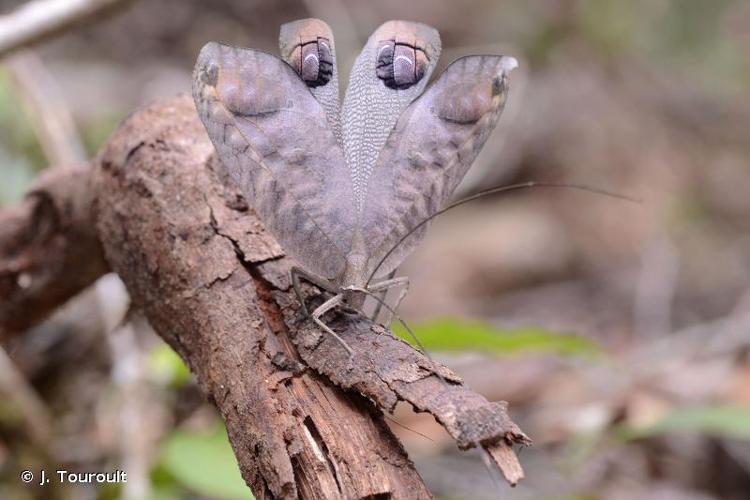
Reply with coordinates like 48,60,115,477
192,19,518,355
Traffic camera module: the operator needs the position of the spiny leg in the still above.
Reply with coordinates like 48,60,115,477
311,293,353,355
290,266,338,317
347,285,427,355
369,276,410,326
371,269,396,322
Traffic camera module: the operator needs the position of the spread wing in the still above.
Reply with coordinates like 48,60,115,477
279,18,341,143
340,20,441,214
192,42,356,279
362,55,518,278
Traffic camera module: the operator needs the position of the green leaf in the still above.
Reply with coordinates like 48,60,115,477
0,69,47,173
80,111,126,156
619,405,750,441
391,317,601,357
159,425,253,500
0,153,35,205
146,343,192,387
146,485,182,500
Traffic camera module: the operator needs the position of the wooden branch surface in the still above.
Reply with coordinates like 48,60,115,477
0,163,108,334
293,311,531,485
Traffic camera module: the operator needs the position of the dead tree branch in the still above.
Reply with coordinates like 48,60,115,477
293,314,530,484
0,0,132,59
0,163,108,334
6,50,87,165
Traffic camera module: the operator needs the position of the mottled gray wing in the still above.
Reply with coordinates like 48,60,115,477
279,18,341,143
362,55,518,278
340,20,441,213
192,42,356,279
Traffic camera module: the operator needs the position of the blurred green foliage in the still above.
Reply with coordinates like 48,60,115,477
147,342,192,387
523,0,748,93
576,0,639,56
154,424,253,500
80,111,127,157
145,344,248,499
392,317,602,357
0,68,123,206
0,69,42,204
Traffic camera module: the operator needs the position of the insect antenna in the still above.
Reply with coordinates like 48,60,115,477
355,286,457,386
354,286,429,355
370,269,397,323
366,181,640,286
383,413,435,442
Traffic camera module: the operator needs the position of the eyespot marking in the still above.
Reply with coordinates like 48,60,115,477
376,40,428,90
290,37,333,88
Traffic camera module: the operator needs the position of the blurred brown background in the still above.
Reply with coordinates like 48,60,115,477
1,0,750,499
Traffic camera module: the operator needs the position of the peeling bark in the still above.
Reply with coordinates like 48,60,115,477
292,312,530,485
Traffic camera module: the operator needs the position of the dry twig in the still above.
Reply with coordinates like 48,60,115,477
0,163,108,335
0,0,132,58
5,50,86,165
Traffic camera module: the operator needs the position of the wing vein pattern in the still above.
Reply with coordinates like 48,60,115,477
362,55,516,278
193,43,356,279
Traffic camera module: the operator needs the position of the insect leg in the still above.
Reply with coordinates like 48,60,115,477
348,286,427,355
369,276,410,326
370,269,396,322
290,266,338,317
310,293,353,355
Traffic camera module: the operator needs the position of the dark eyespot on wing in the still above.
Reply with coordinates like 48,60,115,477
375,41,395,80
291,37,334,88
300,43,319,82
341,20,441,212
279,19,341,142
376,40,429,90
313,38,334,86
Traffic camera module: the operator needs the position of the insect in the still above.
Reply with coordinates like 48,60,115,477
192,19,518,354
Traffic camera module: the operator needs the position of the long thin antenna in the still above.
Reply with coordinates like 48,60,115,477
353,286,429,355
370,269,396,322
366,181,640,286
383,414,435,442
